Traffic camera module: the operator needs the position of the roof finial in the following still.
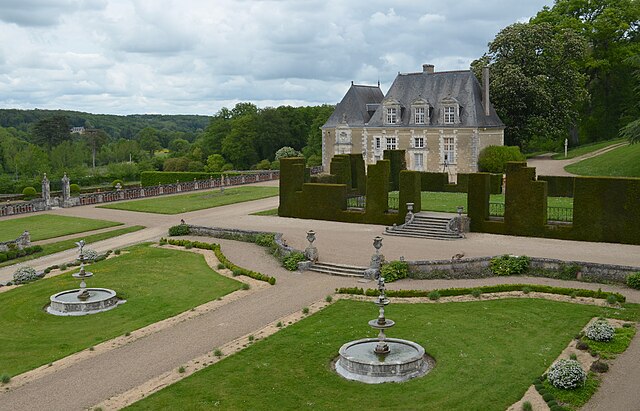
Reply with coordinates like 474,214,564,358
351,80,354,86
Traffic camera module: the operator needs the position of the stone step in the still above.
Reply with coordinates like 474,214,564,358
306,262,367,277
384,230,461,240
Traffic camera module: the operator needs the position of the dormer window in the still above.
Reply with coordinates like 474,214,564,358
386,107,397,124
411,98,429,125
441,96,460,125
444,106,455,124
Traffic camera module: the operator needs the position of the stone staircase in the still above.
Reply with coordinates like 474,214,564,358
384,212,464,240
305,262,367,278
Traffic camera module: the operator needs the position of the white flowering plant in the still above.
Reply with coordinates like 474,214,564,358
13,266,39,284
547,359,586,390
585,320,615,342
81,248,99,262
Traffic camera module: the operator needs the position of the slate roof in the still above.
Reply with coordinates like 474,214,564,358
324,70,504,129
321,84,384,128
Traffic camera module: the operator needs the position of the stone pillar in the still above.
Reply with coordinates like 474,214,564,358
304,230,318,262
61,173,71,207
41,173,51,208
364,236,384,279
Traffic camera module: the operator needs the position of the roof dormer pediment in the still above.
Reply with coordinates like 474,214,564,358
382,97,401,106
412,97,429,106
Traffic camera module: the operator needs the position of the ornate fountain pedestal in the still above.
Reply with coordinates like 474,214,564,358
47,240,124,316
335,275,432,384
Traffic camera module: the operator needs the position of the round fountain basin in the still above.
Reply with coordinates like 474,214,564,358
47,288,124,316
335,338,431,384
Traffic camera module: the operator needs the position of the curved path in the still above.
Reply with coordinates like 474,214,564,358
527,142,628,176
0,180,639,410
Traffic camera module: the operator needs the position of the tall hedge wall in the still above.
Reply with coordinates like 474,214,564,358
383,150,406,191
420,172,448,191
538,175,575,197
467,173,492,233
504,162,547,237
399,171,422,219
349,154,367,195
572,176,640,245
330,155,352,188
140,171,240,187
278,157,306,217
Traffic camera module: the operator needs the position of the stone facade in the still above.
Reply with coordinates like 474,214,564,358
322,65,505,180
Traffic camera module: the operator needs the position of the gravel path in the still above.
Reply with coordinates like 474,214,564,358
527,142,628,176
0,179,639,410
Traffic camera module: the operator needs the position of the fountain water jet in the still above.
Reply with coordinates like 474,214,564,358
335,276,432,384
47,240,124,316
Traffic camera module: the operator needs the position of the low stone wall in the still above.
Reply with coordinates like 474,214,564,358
408,256,640,285
0,231,31,253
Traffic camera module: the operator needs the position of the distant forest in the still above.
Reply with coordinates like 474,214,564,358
0,104,332,194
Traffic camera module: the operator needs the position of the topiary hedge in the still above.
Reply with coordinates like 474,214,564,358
478,145,526,173
538,176,575,198
21,186,37,199
383,150,406,191
420,172,448,191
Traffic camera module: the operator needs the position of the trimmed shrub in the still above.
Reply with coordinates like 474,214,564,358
22,186,37,199
627,272,640,290
384,150,407,191
547,359,586,390
428,290,441,301
69,184,81,195
585,320,615,342
112,179,124,188
13,266,38,284
590,360,609,373
168,224,190,236
489,254,530,276
380,260,409,283
478,145,526,173
283,252,306,271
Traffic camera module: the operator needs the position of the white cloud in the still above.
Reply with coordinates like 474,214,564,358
0,0,555,115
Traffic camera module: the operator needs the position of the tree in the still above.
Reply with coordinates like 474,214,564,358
221,115,258,170
136,127,161,156
15,144,50,178
620,55,640,144
169,138,190,156
533,0,640,142
84,129,109,170
163,157,190,171
30,115,71,148
472,22,588,150
50,140,89,173
205,154,226,172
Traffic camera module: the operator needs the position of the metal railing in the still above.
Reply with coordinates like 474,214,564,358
347,195,366,208
387,196,399,210
489,202,573,222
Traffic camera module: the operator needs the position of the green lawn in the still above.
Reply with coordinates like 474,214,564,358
390,191,573,213
0,225,146,269
551,138,625,160
98,186,279,214
127,298,639,411
0,244,241,376
565,143,640,177
0,214,122,242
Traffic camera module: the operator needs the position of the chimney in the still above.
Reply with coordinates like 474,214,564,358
422,64,434,74
482,66,490,116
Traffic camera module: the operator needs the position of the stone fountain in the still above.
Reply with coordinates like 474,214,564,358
335,276,431,383
47,240,124,316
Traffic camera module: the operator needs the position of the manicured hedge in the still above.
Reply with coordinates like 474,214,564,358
399,170,422,217
336,284,625,302
309,174,337,184
504,162,547,236
278,157,306,217
141,171,240,187
329,155,352,188
348,154,367,195
572,176,640,245
420,172,448,191
467,173,492,232
539,176,575,197
365,160,390,218
0,245,43,263
383,150,406,191
162,238,276,284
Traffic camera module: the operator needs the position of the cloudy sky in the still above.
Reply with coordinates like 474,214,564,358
0,0,553,116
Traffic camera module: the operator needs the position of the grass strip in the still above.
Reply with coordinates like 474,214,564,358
126,298,639,410
551,138,625,160
0,244,241,377
581,326,636,359
0,226,146,269
336,284,627,304
565,142,640,177
98,186,279,214
0,214,122,242
161,238,276,284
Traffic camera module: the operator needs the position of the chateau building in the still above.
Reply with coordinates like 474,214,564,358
321,64,504,179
